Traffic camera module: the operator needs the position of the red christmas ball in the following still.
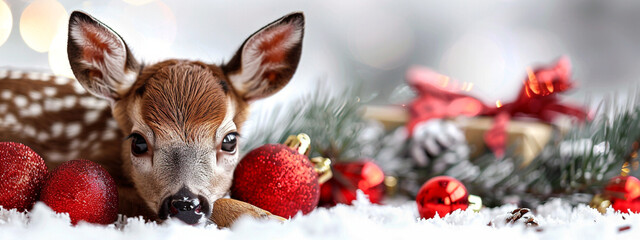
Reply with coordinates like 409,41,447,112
416,176,469,219
0,142,48,211
40,159,118,225
604,176,640,213
231,144,319,218
319,160,385,206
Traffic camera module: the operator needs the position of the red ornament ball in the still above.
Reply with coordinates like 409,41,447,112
40,159,118,225
319,160,385,206
416,176,469,219
231,144,319,218
604,175,640,213
0,142,48,211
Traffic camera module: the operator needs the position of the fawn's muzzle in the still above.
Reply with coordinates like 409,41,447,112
158,187,210,225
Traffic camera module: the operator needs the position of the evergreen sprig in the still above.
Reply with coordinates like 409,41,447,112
243,85,382,162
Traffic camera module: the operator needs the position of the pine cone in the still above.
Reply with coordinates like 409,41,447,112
488,208,539,227
409,119,468,168
506,208,539,226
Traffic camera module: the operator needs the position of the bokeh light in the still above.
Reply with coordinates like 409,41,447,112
19,0,67,52
0,0,11,48
48,28,74,78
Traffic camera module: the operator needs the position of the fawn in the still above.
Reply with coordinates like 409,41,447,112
0,11,304,226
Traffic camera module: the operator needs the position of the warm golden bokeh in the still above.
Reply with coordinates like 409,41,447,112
48,29,74,78
19,0,67,52
0,0,12,47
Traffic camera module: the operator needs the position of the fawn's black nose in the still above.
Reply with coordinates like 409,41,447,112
172,198,199,212
158,187,210,225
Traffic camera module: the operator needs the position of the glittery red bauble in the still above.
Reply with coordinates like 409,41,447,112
40,159,118,225
0,142,48,211
319,160,385,206
416,176,469,219
604,176,640,213
231,144,319,218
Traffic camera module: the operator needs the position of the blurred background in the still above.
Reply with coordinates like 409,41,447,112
0,0,638,107
2,0,640,208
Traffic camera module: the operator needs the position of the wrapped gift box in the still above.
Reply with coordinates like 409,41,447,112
454,117,552,167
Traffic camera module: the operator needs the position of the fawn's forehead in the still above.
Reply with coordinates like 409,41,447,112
131,60,232,141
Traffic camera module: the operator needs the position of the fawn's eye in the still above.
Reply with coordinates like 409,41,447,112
221,133,238,153
129,133,148,156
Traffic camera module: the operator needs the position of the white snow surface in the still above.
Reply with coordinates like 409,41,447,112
1,192,639,240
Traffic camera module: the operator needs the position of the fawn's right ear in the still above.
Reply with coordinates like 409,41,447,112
67,11,140,102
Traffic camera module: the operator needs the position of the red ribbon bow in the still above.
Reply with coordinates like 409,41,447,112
406,57,589,157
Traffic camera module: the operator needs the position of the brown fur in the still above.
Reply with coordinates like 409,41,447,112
0,72,124,182
112,60,250,219
142,61,227,142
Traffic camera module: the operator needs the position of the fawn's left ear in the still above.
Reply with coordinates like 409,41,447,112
67,11,140,102
223,12,304,101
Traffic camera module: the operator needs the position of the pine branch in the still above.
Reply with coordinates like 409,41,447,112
243,84,383,162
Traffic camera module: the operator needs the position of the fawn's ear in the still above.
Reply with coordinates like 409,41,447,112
222,12,304,101
67,11,140,102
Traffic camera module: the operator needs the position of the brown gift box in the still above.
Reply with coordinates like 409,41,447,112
454,117,552,167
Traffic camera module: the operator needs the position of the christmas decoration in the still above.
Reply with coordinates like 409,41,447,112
405,66,491,135
457,117,553,167
40,159,118,225
605,176,640,213
591,176,640,214
0,142,48,211
231,134,331,218
406,57,588,157
246,61,640,208
244,87,390,207
319,160,385,206
416,176,469,219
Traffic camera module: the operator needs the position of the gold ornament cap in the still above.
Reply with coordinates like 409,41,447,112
384,176,398,197
590,194,611,214
284,133,332,184
311,157,332,184
284,133,311,155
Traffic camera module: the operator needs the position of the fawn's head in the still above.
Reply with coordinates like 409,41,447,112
66,11,304,224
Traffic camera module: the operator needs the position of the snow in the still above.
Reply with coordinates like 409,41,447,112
1,192,639,240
